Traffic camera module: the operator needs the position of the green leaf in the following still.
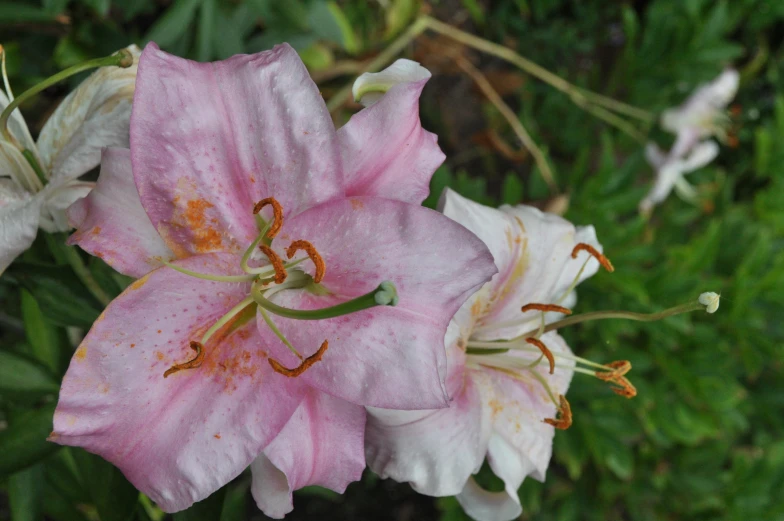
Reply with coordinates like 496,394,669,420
8,464,45,521
0,350,59,397
0,2,58,23
7,263,102,329
78,0,110,17
21,289,63,374
146,0,203,48
384,0,418,39
196,0,215,61
72,450,139,521
0,404,58,476
220,479,249,521
501,173,524,205
307,2,360,54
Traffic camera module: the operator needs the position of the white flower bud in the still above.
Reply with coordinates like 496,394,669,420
698,292,720,314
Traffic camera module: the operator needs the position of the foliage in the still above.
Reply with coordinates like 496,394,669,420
1,0,783,520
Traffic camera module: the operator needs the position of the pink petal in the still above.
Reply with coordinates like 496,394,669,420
365,366,494,496
51,253,305,512
250,391,365,518
67,148,173,278
441,189,601,341
257,196,496,409
130,43,342,258
338,80,444,204
456,477,522,521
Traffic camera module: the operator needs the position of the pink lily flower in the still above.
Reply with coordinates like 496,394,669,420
52,44,496,515
366,189,628,521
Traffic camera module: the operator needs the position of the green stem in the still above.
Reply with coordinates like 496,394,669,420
0,49,133,142
252,281,398,320
518,301,704,339
59,243,112,307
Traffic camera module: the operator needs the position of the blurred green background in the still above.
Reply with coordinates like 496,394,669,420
1,0,783,520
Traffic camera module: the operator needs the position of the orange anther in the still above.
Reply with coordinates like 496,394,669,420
521,303,572,315
525,337,555,375
595,360,632,381
164,341,205,378
259,244,287,284
571,243,614,272
253,197,283,238
268,340,328,378
286,239,326,283
544,394,572,430
610,376,637,398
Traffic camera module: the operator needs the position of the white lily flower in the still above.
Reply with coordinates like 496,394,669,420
352,59,431,107
641,69,738,214
0,45,140,274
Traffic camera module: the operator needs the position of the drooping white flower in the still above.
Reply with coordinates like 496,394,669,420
0,45,140,273
641,69,738,214
699,292,720,314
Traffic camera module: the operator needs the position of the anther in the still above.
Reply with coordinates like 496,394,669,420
610,376,637,398
163,341,205,378
571,243,614,272
253,197,283,238
286,240,326,283
543,395,572,430
525,337,555,374
268,340,329,377
259,245,287,284
521,303,572,315
595,360,632,381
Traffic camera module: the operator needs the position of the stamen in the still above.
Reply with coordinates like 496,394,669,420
163,341,205,378
543,394,572,430
571,243,614,272
259,245,287,284
268,340,328,377
253,198,283,238
525,337,555,374
286,240,326,283
595,360,632,381
521,303,572,315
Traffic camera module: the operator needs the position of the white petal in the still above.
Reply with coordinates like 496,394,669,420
352,59,431,107
38,179,93,233
661,69,739,137
0,193,41,274
681,140,719,172
644,142,667,169
456,477,522,521
0,65,38,154
365,369,494,497
0,140,41,194
36,45,141,183
699,292,720,313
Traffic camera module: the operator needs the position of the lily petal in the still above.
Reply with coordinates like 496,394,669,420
456,477,522,521
38,179,93,233
37,45,141,183
339,64,443,204
366,364,494,496
67,147,173,277
130,43,342,258
0,191,41,274
258,196,496,409
352,59,431,107
0,80,37,154
250,391,365,518
441,189,600,340
51,253,305,512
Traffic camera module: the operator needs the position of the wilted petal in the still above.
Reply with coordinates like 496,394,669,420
37,45,141,183
0,76,38,154
0,191,41,274
38,179,93,233
0,140,41,194
51,253,305,512
250,391,365,518
661,69,739,138
67,147,173,277
339,63,443,204
366,365,493,496
258,196,496,409
352,59,431,107
131,43,342,258
456,477,522,521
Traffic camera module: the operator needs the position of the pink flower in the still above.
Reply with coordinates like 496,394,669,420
366,190,625,521
52,44,495,515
